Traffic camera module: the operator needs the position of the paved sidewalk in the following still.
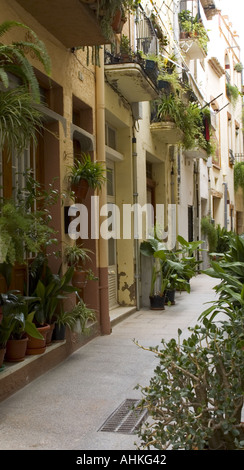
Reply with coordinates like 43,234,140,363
0,274,218,450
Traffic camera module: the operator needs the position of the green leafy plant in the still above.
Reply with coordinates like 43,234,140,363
154,93,212,153
201,216,217,253
120,34,132,56
140,235,197,300
234,161,244,192
156,93,183,125
234,62,243,73
30,264,77,325
226,83,240,106
215,224,234,254
64,244,92,269
0,172,58,289
140,238,170,298
0,292,43,348
96,0,140,42
135,315,244,450
200,234,244,318
68,153,106,191
178,10,208,53
0,199,56,267
176,235,203,282
0,20,51,101
55,294,96,336
0,87,43,154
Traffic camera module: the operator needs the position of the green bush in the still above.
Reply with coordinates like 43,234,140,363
135,315,244,450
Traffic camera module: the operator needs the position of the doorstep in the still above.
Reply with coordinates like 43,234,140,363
109,305,137,327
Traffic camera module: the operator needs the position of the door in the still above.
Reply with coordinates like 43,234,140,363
106,160,118,309
188,205,193,242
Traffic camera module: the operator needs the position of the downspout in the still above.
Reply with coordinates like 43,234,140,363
223,182,228,229
95,46,111,335
132,133,140,311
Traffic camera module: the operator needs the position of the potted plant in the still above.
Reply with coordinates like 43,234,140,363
156,93,183,124
64,243,93,289
226,83,240,106
0,292,43,363
0,171,58,291
68,153,106,202
234,62,243,73
140,238,171,310
178,10,208,53
95,0,140,41
200,233,244,313
53,293,96,341
0,292,23,367
163,251,190,304
176,235,203,285
119,34,133,62
28,263,77,349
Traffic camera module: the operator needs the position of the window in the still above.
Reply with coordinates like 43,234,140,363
105,123,117,150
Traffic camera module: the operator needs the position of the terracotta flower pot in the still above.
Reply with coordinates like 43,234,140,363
71,180,89,202
72,269,87,289
26,324,50,355
112,9,123,33
5,337,28,362
46,323,55,345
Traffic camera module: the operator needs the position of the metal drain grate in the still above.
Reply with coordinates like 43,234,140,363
99,399,147,435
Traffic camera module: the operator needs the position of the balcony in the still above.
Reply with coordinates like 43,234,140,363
184,147,208,159
15,0,110,47
104,52,159,103
179,33,207,60
179,10,209,60
150,121,184,144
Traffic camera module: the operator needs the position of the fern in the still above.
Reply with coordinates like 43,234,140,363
0,20,51,102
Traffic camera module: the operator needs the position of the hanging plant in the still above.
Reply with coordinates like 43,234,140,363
234,161,244,192
234,62,243,73
226,83,240,106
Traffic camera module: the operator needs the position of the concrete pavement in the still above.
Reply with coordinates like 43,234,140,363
0,274,218,450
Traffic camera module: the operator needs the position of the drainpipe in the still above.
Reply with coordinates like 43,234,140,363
132,134,140,311
223,182,228,229
95,46,111,335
